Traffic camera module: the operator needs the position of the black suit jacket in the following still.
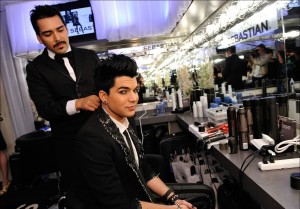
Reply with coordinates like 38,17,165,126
26,46,100,139
67,107,156,209
222,54,247,90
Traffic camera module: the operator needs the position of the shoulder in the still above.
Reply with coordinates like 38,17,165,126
76,112,115,149
26,50,49,70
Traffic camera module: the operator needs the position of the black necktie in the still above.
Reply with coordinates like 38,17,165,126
123,130,138,169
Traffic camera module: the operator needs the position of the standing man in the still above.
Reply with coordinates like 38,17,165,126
26,5,100,193
67,54,196,209
249,44,270,87
222,46,246,90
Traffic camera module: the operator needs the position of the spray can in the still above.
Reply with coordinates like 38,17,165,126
227,104,238,143
237,106,249,150
243,99,254,141
251,98,263,139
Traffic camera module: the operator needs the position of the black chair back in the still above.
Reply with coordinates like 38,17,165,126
14,130,59,184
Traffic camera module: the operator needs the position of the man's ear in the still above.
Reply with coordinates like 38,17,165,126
99,90,107,103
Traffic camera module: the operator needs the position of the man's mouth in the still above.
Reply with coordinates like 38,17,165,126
54,40,66,48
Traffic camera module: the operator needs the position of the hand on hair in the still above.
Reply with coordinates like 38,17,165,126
76,95,100,111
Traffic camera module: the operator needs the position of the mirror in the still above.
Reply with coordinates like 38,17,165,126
138,2,300,104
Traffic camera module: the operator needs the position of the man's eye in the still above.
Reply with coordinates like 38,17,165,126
44,33,51,37
120,90,127,94
134,89,139,93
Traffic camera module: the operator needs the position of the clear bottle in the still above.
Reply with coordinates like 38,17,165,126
290,78,295,93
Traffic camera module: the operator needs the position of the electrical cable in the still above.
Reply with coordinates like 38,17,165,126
196,144,205,184
138,109,147,145
274,135,300,153
238,149,260,208
203,150,218,192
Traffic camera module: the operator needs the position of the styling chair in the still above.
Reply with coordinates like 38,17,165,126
9,130,66,208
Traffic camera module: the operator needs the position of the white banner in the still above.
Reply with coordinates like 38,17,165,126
224,3,279,44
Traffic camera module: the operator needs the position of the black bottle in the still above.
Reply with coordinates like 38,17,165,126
251,98,263,139
262,96,278,141
237,106,249,150
276,94,288,117
243,99,254,141
227,104,238,142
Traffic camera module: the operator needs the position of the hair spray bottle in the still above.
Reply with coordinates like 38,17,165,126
237,106,249,150
227,104,238,143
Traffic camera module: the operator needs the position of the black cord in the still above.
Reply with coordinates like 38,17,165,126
196,140,204,183
240,150,260,172
203,151,218,192
238,149,260,208
242,154,258,173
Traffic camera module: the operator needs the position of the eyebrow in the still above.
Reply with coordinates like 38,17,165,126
41,25,64,35
117,86,131,90
117,85,138,90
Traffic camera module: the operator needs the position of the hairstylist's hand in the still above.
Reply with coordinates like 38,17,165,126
175,199,197,209
76,95,100,111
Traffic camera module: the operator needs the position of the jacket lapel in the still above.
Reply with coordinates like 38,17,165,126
41,49,75,82
96,107,142,167
71,46,82,80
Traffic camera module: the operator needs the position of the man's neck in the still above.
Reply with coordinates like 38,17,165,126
102,106,127,126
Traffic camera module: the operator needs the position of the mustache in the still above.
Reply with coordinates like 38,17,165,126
54,40,66,48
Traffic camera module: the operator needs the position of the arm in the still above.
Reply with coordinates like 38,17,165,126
26,50,100,120
275,50,284,64
26,62,69,121
144,177,195,209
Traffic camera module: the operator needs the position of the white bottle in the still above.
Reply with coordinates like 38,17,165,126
228,85,233,98
171,92,177,111
165,90,170,101
290,78,295,93
200,96,208,117
215,84,219,93
193,102,198,118
221,82,226,95
196,101,203,117
177,89,183,108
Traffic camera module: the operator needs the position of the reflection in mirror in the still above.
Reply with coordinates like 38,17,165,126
139,1,299,104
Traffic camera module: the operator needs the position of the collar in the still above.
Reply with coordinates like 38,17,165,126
48,45,71,60
102,108,129,134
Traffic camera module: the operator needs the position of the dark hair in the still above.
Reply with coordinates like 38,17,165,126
257,44,266,50
136,74,143,83
227,46,236,54
30,5,65,34
95,54,138,94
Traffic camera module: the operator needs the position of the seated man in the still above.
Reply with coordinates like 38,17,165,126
67,54,196,209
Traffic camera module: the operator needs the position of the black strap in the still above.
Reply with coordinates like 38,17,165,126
162,188,174,202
